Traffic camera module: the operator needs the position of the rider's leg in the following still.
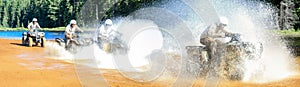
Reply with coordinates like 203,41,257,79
209,40,218,62
200,38,217,60
201,37,219,77
65,35,71,48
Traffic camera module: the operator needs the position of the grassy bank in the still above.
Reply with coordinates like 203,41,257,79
0,27,96,32
275,29,300,37
0,27,66,31
274,29,300,56
274,29,300,46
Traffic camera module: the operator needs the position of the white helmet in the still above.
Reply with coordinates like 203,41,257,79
219,16,229,25
32,18,38,22
70,20,77,25
105,19,113,25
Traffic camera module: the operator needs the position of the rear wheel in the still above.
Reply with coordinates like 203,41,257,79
22,36,27,45
41,37,46,47
28,37,33,47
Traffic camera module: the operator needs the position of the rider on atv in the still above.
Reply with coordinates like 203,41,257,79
98,19,115,42
23,18,46,47
200,17,239,62
64,20,84,47
27,18,41,33
97,19,125,53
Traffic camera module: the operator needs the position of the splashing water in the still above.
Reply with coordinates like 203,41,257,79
45,42,74,63
45,20,164,70
127,28,164,69
45,0,298,84
211,0,297,83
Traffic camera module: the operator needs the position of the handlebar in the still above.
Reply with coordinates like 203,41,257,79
228,33,242,43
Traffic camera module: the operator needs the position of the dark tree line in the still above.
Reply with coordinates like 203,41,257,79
0,0,160,28
0,0,299,29
0,0,86,28
0,0,161,28
77,0,161,28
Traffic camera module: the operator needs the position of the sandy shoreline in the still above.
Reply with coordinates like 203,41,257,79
0,39,81,87
0,38,300,87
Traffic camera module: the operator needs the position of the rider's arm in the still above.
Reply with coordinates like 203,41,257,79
212,33,225,38
65,27,71,35
36,23,41,29
76,25,84,32
99,26,106,36
27,23,32,31
221,28,235,37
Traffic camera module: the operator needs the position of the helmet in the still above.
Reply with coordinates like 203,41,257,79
105,19,113,25
219,16,229,25
32,18,38,22
70,20,77,25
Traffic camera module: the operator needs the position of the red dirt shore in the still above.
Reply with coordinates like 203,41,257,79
0,38,299,87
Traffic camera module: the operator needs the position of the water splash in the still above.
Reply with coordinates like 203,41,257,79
211,0,297,83
45,42,74,63
45,0,297,84
156,0,297,83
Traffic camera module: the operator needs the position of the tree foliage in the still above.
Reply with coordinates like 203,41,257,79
262,0,300,30
0,0,85,28
0,0,160,28
0,0,298,29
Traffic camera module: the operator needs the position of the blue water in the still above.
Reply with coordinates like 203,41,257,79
0,31,65,40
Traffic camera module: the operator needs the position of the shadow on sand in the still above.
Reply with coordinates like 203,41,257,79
10,43,25,46
10,43,43,47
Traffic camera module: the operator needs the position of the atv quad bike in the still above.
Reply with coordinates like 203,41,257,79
186,34,263,80
55,33,94,53
97,30,128,55
22,29,46,47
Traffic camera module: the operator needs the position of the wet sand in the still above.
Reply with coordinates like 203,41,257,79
0,38,300,87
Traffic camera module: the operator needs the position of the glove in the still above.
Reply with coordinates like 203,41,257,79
225,32,234,37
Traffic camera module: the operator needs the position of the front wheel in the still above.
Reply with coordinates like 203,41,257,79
103,43,111,53
66,40,79,54
28,37,33,47
41,37,46,47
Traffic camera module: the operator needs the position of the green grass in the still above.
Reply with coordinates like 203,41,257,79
0,27,66,31
292,41,300,46
275,29,300,37
273,29,300,46
0,27,96,32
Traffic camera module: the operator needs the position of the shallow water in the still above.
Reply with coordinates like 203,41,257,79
0,31,64,40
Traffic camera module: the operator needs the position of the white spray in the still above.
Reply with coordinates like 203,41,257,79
45,0,297,83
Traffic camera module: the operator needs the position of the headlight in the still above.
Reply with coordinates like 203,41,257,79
23,32,27,35
38,32,45,36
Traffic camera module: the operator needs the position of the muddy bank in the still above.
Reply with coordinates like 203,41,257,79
0,38,300,87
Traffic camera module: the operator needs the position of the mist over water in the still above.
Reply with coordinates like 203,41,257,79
45,0,297,84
